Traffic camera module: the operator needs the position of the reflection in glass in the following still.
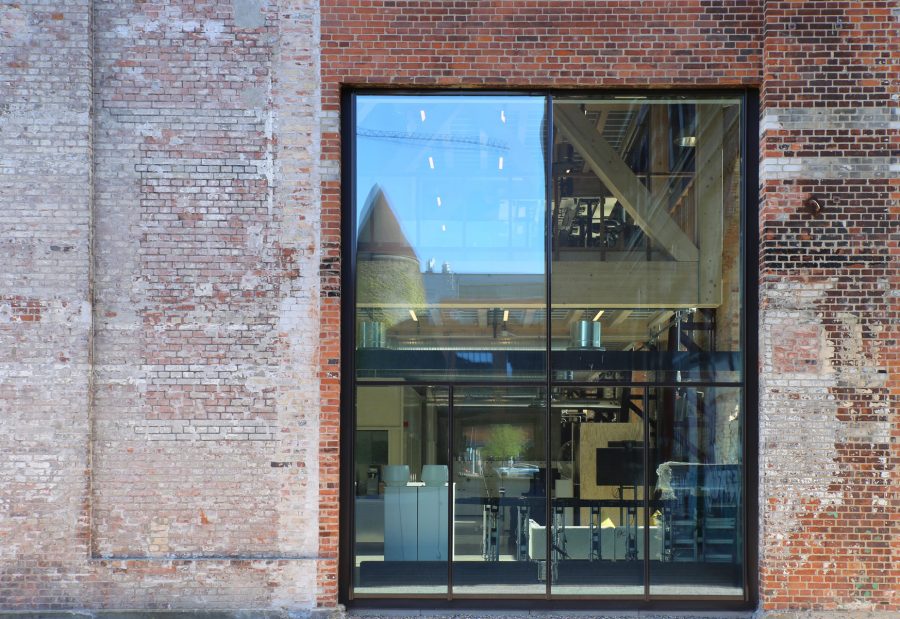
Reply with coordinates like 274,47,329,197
550,97,743,384
650,387,744,595
349,93,748,601
353,386,449,595
354,95,547,381
550,387,646,595
451,387,546,594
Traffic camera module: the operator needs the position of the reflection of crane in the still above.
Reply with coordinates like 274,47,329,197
357,127,509,152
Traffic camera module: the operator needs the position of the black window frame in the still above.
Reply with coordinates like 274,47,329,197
339,88,759,611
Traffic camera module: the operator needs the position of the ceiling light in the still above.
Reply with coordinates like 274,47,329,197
409,309,418,322
441,224,446,232
592,310,604,322
420,110,426,122
678,136,697,147
436,196,442,207
428,156,435,169
502,309,509,322
500,110,506,123
498,156,504,170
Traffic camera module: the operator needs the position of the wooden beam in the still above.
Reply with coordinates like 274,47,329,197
598,327,664,342
554,105,699,262
647,310,674,334
389,321,649,342
552,261,702,308
650,105,670,198
358,301,542,310
696,105,725,306
582,109,610,173
610,310,632,329
523,309,537,326
390,327,545,339
361,261,707,310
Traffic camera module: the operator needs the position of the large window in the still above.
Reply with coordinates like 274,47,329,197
344,92,752,604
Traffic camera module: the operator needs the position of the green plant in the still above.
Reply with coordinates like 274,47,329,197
481,425,527,462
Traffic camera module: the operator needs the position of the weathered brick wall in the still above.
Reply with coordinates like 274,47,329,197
2,0,324,610
1,0,898,614
758,1,899,613
0,1,94,606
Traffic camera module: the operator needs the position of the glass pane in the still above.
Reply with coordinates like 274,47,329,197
354,95,548,381
550,387,646,595
353,386,450,595
649,386,744,596
451,387,546,594
549,97,743,384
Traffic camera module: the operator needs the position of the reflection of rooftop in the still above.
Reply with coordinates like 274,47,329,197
357,184,420,262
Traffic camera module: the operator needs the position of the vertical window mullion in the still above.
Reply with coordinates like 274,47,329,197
447,384,454,600
643,388,651,600
544,93,553,599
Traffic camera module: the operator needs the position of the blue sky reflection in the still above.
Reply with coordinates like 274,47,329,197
356,95,547,275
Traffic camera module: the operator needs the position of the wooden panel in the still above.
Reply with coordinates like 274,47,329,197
552,261,702,308
696,105,725,306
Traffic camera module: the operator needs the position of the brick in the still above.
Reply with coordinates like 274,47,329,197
1,0,898,615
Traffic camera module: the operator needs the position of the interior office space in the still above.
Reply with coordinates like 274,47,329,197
343,92,753,603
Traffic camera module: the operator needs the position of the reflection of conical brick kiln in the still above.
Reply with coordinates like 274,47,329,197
357,185,425,343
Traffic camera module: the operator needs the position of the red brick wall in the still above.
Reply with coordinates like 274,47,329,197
319,0,766,608
758,1,899,612
318,0,765,606
319,0,899,614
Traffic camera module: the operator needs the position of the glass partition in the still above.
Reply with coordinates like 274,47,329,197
549,97,743,384
451,387,546,595
348,92,749,603
649,386,744,596
353,386,450,595
354,95,548,381
549,387,646,596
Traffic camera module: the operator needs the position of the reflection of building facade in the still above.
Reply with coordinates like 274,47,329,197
2,2,897,617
